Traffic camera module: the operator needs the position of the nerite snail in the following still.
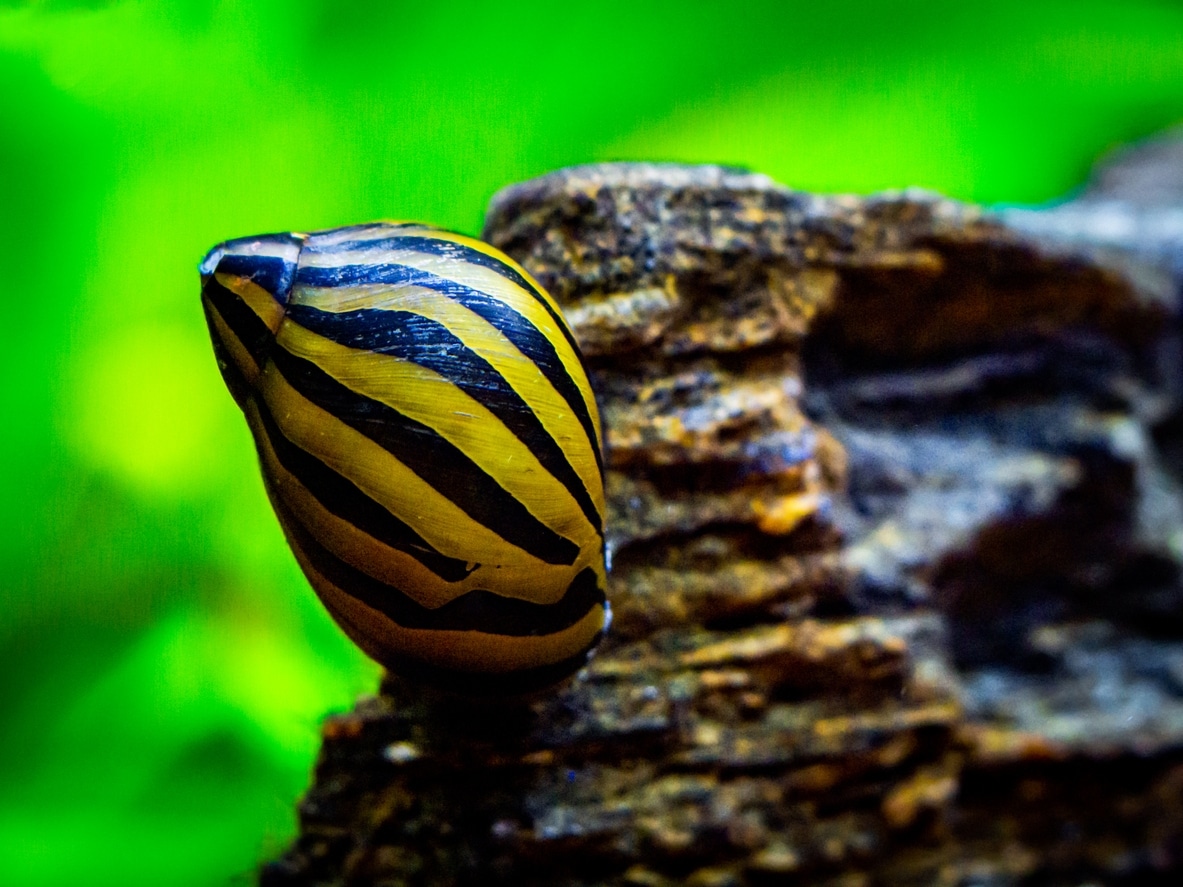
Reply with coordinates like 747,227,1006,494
199,223,609,694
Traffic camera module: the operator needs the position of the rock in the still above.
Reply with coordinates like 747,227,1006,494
263,151,1183,885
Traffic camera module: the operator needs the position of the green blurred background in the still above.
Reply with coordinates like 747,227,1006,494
2,1,1182,883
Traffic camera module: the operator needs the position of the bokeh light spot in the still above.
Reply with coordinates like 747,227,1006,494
65,323,229,497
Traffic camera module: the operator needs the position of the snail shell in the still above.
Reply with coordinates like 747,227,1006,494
199,223,608,694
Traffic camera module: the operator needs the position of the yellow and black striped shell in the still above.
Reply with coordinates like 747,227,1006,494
199,223,608,694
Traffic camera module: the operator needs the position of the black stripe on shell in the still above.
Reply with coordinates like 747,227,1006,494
253,399,478,583
270,345,581,567
302,234,585,362
295,262,603,476
214,254,297,304
286,303,603,535
323,589,606,695
278,489,604,635
200,298,254,409
201,276,273,368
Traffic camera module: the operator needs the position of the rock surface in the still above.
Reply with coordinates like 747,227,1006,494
263,148,1183,886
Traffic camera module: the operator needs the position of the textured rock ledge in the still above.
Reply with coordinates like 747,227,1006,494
263,149,1183,886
